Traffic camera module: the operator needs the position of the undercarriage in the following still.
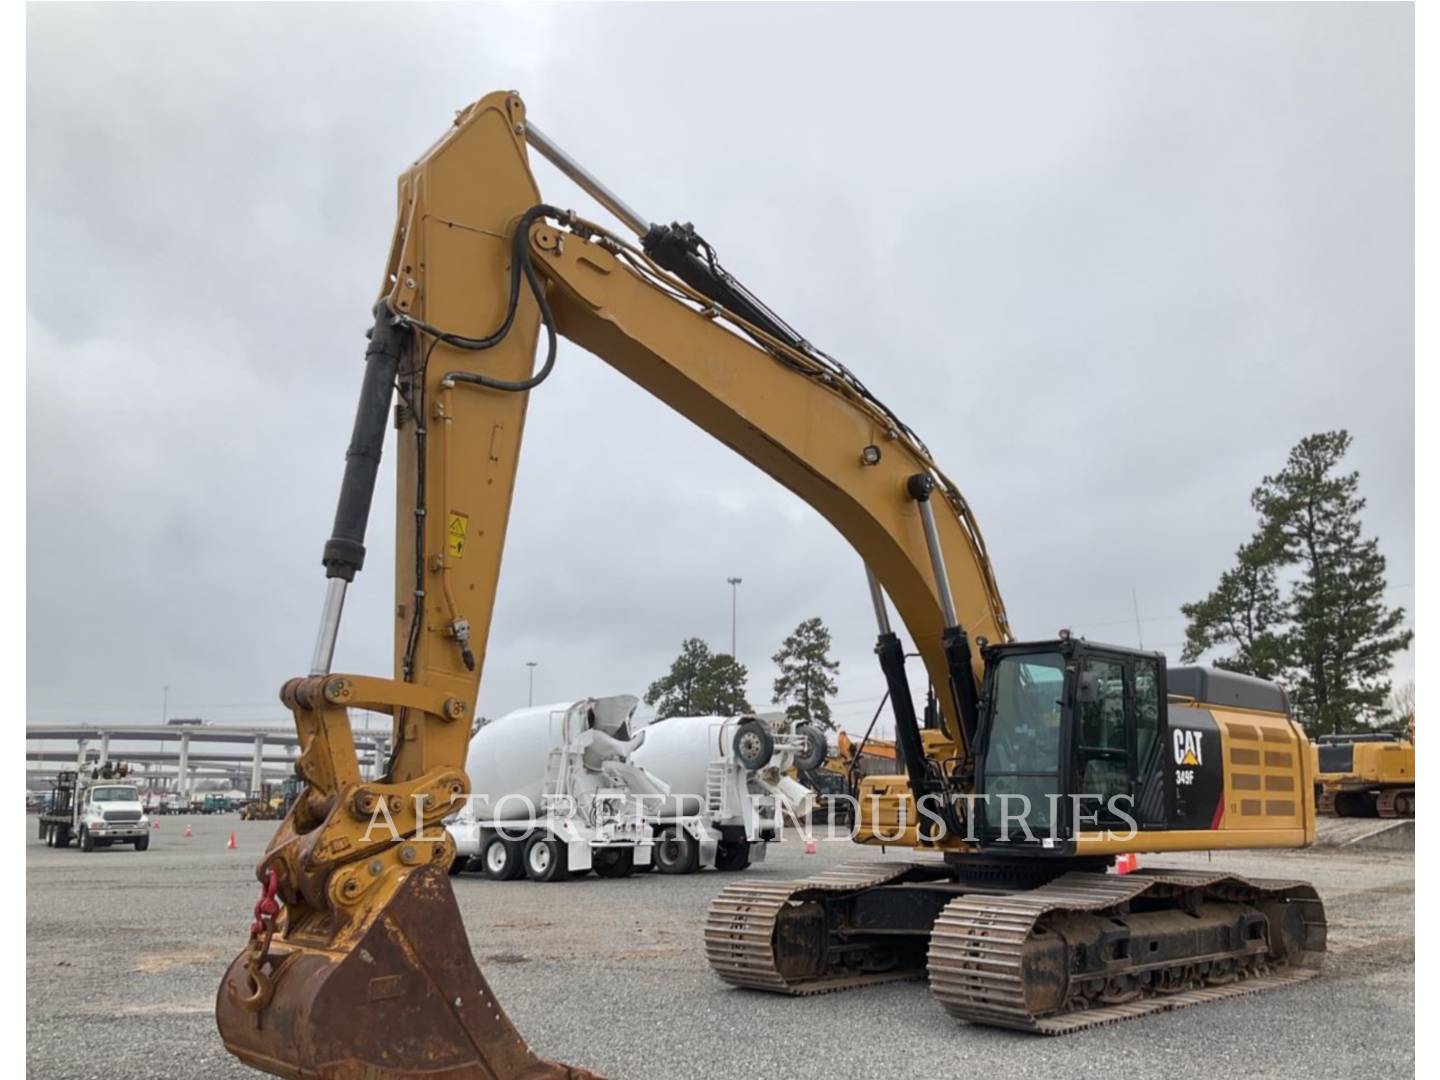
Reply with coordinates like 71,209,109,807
1319,785,1415,818
705,859,1327,1033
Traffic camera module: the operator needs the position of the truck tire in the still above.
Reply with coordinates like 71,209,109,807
43,824,53,847
732,719,775,771
79,826,94,853
654,828,700,875
481,836,524,881
38,818,46,841
55,826,70,848
592,847,635,879
134,835,150,852
523,835,571,883
794,724,828,772
714,840,752,871
448,854,471,876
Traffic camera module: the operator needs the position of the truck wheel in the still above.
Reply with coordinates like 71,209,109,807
523,836,571,883
38,818,46,841
714,840,752,871
794,724,828,772
654,828,700,875
592,847,635,879
732,719,775,771
134,835,149,852
481,836,524,881
79,826,95,853
43,824,53,847
55,826,70,848
448,854,471,876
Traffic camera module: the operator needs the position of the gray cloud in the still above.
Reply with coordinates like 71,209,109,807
27,3,1413,736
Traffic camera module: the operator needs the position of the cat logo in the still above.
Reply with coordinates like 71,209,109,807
1173,729,1204,767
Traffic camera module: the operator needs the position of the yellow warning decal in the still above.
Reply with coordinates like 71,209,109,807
446,511,469,559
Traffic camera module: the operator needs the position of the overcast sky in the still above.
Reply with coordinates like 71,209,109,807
27,3,1413,738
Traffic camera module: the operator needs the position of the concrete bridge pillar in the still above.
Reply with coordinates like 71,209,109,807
178,732,191,800
251,733,265,797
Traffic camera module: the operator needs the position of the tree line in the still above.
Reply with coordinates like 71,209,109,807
644,616,841,728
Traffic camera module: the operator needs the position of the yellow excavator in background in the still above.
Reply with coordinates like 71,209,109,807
1313,731,1415,817
217,91,1327,1078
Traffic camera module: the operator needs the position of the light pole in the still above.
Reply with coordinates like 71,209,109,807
526,661,538,706
726,577,742,658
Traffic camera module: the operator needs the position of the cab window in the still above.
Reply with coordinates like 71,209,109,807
1076,658,1128,810
983,651,1066,833
1133,658,1161,770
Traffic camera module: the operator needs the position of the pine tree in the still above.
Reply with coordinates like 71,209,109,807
1251,431,1412,734
644,638,753,720
770,617,841,730
1180,534,1290,680
1181,431,1411,737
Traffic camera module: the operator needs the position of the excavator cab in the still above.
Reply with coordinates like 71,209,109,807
973,638,1170,853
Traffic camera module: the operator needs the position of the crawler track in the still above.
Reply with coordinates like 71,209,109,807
703,861,937,994
928,869,1326,1033
1376,788,1415,818
704,863,1327,1034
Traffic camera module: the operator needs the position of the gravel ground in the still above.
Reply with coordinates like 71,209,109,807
26,814,1412,1079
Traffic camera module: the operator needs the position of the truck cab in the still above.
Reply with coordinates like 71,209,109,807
38,766,151,852
74,780,151,851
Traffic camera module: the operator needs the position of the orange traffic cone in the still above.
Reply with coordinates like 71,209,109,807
1115,853,1139,875
184,824,193,838
227,830,238,850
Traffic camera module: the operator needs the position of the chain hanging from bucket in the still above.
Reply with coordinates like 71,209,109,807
233,868,280,1012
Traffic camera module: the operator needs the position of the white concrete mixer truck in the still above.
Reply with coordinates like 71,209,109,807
630,712,825,873
445,695,664,881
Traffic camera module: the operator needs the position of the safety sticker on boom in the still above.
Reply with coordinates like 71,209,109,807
446,511,469,559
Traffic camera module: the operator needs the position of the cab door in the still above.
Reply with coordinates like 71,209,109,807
1073,651,1167,830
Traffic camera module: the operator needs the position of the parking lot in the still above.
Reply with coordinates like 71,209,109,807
26,814,1413,1080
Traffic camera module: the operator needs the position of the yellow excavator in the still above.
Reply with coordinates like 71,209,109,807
1313,731,1415,817
217,91,1327,1077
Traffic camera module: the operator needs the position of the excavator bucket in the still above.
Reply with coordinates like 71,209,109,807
217,860,597,1080
216,676,599,1079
